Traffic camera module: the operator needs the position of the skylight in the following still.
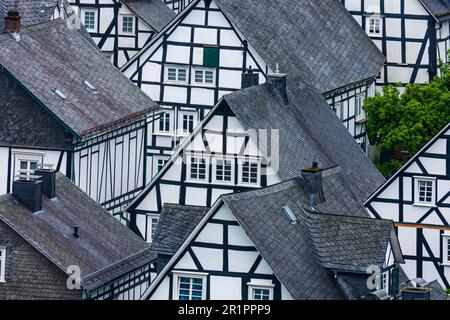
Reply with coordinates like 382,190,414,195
54,89,67,101
83,80,97,94
282,206,297,225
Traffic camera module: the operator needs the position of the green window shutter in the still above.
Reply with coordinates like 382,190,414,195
203,47,219,68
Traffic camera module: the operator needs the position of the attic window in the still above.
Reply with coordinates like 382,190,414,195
83,80,97,94
282,206,297,225
54,89,68,101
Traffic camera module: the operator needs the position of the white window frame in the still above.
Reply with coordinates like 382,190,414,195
120,14,135,34
367,15,382,36
173,271,208,300
192,67,216,87
12,150,44,177
178,111,197,136
355,93,365,117
414,176,436,207
212,157,235,185
248,283,274,300
187,154,209,182
148,214,160,242
0,247,5,282
156,110,174,134
153,156,169,177
376,271,389,293
102,51,114,64
335,101,344,120
443,234,450,266
165,65,188,84
238,158,261,186
81,9,97,32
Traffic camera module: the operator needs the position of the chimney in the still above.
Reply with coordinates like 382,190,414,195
241,66,259,89
73,226,80,238
34,164,56,199
12,174,43,213
267,63,288,105
301,161,325,207
4,10,20,34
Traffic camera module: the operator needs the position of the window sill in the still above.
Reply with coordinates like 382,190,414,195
413,203,436,208
164,81,188,85
367,33,382,38
154,131,174,137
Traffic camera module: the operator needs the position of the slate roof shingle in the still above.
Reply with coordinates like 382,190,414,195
215,0,385,93
223,79,385,203
0,173,152,290
220,172,401,300
151,204,208,255
0,19,159,138
421,0,450,21
123,0,175,32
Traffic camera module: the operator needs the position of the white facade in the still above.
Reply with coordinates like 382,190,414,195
69,0,159,67
147,203,293,300
366,123,450,288
342,0,450,89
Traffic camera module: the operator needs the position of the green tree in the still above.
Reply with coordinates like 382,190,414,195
364,58,450,169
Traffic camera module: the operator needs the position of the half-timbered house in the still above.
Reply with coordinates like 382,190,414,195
144,171,404,300
69,0,175,67
0,16,159,219
124,73,385,241
0,169,156,300
342,0,450,89
122,0,384,160
365,122,450,289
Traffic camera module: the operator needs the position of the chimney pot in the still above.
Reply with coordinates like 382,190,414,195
267,65,288,105
4,10,20,34
241,66,259,89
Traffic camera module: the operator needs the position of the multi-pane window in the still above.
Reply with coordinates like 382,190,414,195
178,277,204,300
215,159,233,182
150,216,159,241
190,157,207,181
252,288,271,300
444,236,450,264
241,161,259,184
167,67,187,83
122,15,134,33
368,16,381,35
380,272,388,292
83,10,96,31
0,247,5,282
19,160,38,176
194,69,215,85
182,114,195,134
355,95,364,116
335,102,343,120
159,112,171,132
157,159,168,172
416,178,435,205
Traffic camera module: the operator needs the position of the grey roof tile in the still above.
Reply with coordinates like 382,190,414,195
151,204,208,255
0,19,159,138
0,173,151,288
223,79,385,203
421,0,450,20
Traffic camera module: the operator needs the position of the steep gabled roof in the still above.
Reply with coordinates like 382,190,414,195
144,172,402,300
0,19,159,138
0,0,57,30
122,0,175,32
222,78,385,203
150,204,208,255
0,173,151,289
420,0,450,21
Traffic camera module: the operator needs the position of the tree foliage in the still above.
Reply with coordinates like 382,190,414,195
364,59,450,156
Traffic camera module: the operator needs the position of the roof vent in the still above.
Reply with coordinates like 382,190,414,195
83,80,97,94
73,226,80,239
282,206,297,225
54,89,68,101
